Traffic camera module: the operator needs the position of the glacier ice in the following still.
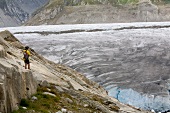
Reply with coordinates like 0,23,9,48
106,86,170,112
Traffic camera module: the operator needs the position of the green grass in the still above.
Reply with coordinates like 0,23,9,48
12,85,103,113
117,0,139,4
12,86,61,113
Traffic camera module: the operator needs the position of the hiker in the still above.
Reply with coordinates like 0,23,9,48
23,46,31,69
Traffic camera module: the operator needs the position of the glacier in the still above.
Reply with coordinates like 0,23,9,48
1,22,170,112
106,86,170,112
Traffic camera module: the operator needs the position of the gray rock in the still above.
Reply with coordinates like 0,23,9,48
31,96,38,101
83,104,89,107
55,86,64,93
22,107,27,109
40,80,50,87
65,98,73,104
43,92,56,97
61,108,67,113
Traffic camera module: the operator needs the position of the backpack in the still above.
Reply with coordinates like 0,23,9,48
24,50,29,60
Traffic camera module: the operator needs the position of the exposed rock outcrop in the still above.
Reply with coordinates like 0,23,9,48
0,30,151,112
0,31,37,112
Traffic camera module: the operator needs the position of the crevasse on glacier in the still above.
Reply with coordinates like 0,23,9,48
106,86,170,112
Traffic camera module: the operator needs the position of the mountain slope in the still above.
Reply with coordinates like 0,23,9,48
0,0,48,27
0,30,151,112
25,0,170,25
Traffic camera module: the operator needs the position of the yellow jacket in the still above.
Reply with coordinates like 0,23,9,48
23,50,31,60
23,50,31,56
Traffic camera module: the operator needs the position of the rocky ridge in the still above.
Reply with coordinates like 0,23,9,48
0,30,151,113
25,0,170,25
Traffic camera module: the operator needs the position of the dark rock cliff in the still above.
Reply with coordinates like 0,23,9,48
0,0,48,27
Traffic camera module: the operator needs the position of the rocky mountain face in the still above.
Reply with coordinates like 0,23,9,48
0,0,48,27
25,0,170,25
0,30,151,113
1,0,170,27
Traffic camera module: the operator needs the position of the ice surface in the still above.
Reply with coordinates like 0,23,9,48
106,86,170,112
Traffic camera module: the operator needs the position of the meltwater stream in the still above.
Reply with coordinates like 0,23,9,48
2,22,170,112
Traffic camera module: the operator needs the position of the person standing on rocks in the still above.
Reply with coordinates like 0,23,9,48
23,46,31,69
